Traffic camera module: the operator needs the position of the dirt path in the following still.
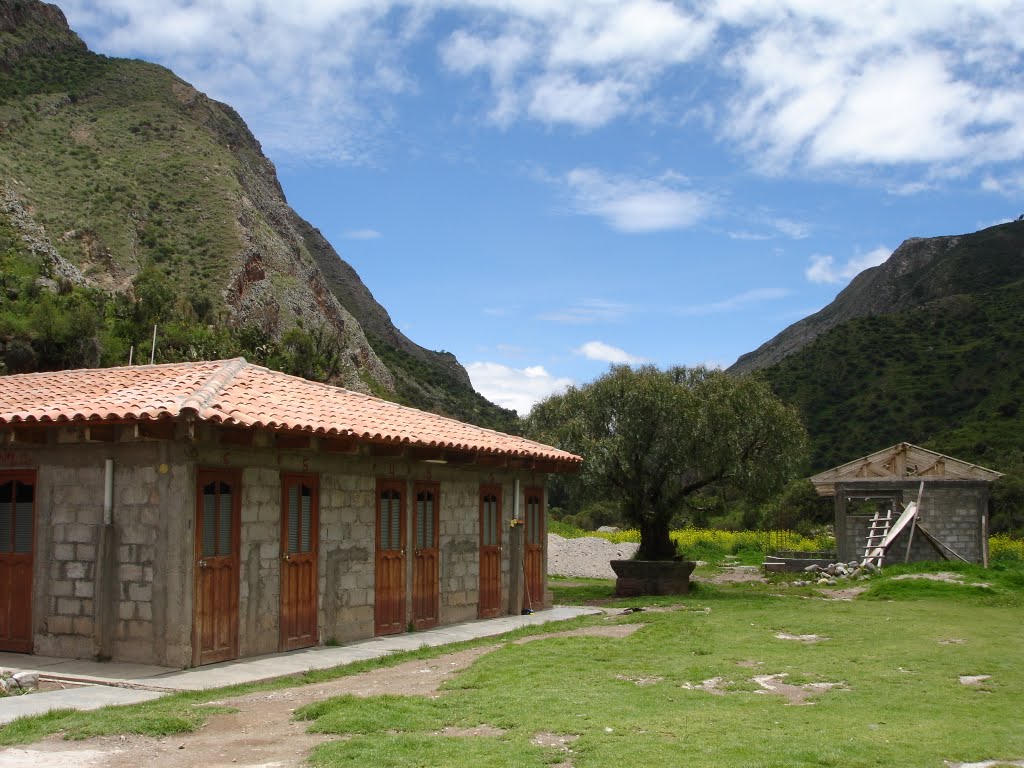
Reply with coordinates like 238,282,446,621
0,627,639,768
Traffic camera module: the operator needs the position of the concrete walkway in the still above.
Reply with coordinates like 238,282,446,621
0,606,598,725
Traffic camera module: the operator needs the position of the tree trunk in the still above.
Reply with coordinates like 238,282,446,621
638,517,676,560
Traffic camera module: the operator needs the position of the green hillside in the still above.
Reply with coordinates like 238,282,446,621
757,220,1024,531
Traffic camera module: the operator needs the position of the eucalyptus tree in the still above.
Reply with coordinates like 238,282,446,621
528,365,807,560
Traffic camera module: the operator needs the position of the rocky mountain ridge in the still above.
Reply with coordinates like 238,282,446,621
729,222,1024,375
0,0,513,428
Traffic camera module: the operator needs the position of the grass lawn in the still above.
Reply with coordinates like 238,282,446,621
3,561,1022,768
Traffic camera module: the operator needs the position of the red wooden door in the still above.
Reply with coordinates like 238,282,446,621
412,482,439,630
0,472,34,653
193,469,241,666
280,473,319,651
375,479,406,635
523,487,544,611
478,485,502,619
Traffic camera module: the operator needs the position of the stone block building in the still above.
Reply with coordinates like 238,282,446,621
0,359,580,667
810,443,1002,566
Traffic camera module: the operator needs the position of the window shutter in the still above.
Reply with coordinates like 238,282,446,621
0,481,11,554
13,481,33,554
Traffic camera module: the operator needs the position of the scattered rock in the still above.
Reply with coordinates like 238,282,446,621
681,677,727,696
531,732,579,750
11,671,39,691
752,673,844,705
774,632,829,643
615,674,663,686
959,674,992,686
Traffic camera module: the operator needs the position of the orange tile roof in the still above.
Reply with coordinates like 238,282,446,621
0,359,581,466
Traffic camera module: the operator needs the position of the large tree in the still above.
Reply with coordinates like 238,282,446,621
528,365,807,560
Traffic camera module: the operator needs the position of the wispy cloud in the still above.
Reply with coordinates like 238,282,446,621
575,341,646,364
539,298,631,325
728,214,810,241
343,228,382,240
676,288,789,316
805,246,891,284
563,168,712,233
466,361,573,415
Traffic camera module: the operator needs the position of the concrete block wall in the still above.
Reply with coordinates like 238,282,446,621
439,479,483,625
319,471,376,644
27,436,191,666
36,463,100,659
839,482,988,565
238,466,284,657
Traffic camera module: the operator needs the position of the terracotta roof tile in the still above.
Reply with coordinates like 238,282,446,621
0,359,580,467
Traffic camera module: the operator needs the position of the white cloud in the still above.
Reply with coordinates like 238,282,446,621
576,341,646,364
61,0,1024,181
466,361,573,415
343,228,382,240
564,168,711,232
805,246,891,284
677,288,789,316
719,2,1024,175
528,74,635,129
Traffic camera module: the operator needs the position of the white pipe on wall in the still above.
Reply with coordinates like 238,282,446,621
513,477,521,521
103,458,114,525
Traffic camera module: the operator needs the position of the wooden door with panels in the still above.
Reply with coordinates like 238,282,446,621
478,485,502,619
280,473,319,651
523,487,544,612
412,482,440,630
375,479,406,635
193,469,241,666
0,471,35,653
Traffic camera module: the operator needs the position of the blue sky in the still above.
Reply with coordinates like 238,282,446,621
58,1,1023,414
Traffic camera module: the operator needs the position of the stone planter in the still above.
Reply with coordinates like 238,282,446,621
610,559,697,597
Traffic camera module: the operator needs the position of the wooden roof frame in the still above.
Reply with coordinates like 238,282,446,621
809,442,1002,497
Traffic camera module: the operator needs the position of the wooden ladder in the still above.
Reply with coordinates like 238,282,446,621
861,509,894,567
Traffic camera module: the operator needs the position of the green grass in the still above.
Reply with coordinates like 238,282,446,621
3,564,1022,767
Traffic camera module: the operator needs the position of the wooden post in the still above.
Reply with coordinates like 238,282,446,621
904,481,924,563
507,522,524,616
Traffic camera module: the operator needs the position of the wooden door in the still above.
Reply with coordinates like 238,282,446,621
375,479,406,635
193,469,241,666
412,482,439,630
280,473,319,651
478,485,502,619
523,487,544,611
0,472,34,653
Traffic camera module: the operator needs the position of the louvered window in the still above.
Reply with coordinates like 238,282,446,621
201,480,234,557
526,494,543,545
379,488,402,551
0,478,34,554
415,490,435,549
481,493,499,547
286,481,315,554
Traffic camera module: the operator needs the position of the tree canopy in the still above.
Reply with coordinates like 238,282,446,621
528,365,808,560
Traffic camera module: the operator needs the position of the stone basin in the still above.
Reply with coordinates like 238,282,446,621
610,559,697,597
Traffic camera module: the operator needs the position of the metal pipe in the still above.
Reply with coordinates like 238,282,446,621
103,458,113,525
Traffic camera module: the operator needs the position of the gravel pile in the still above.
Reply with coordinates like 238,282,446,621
548,533,639,579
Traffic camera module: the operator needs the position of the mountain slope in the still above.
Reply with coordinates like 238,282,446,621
730,221,1024,375
0,0,516,429
743,219,1024,476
